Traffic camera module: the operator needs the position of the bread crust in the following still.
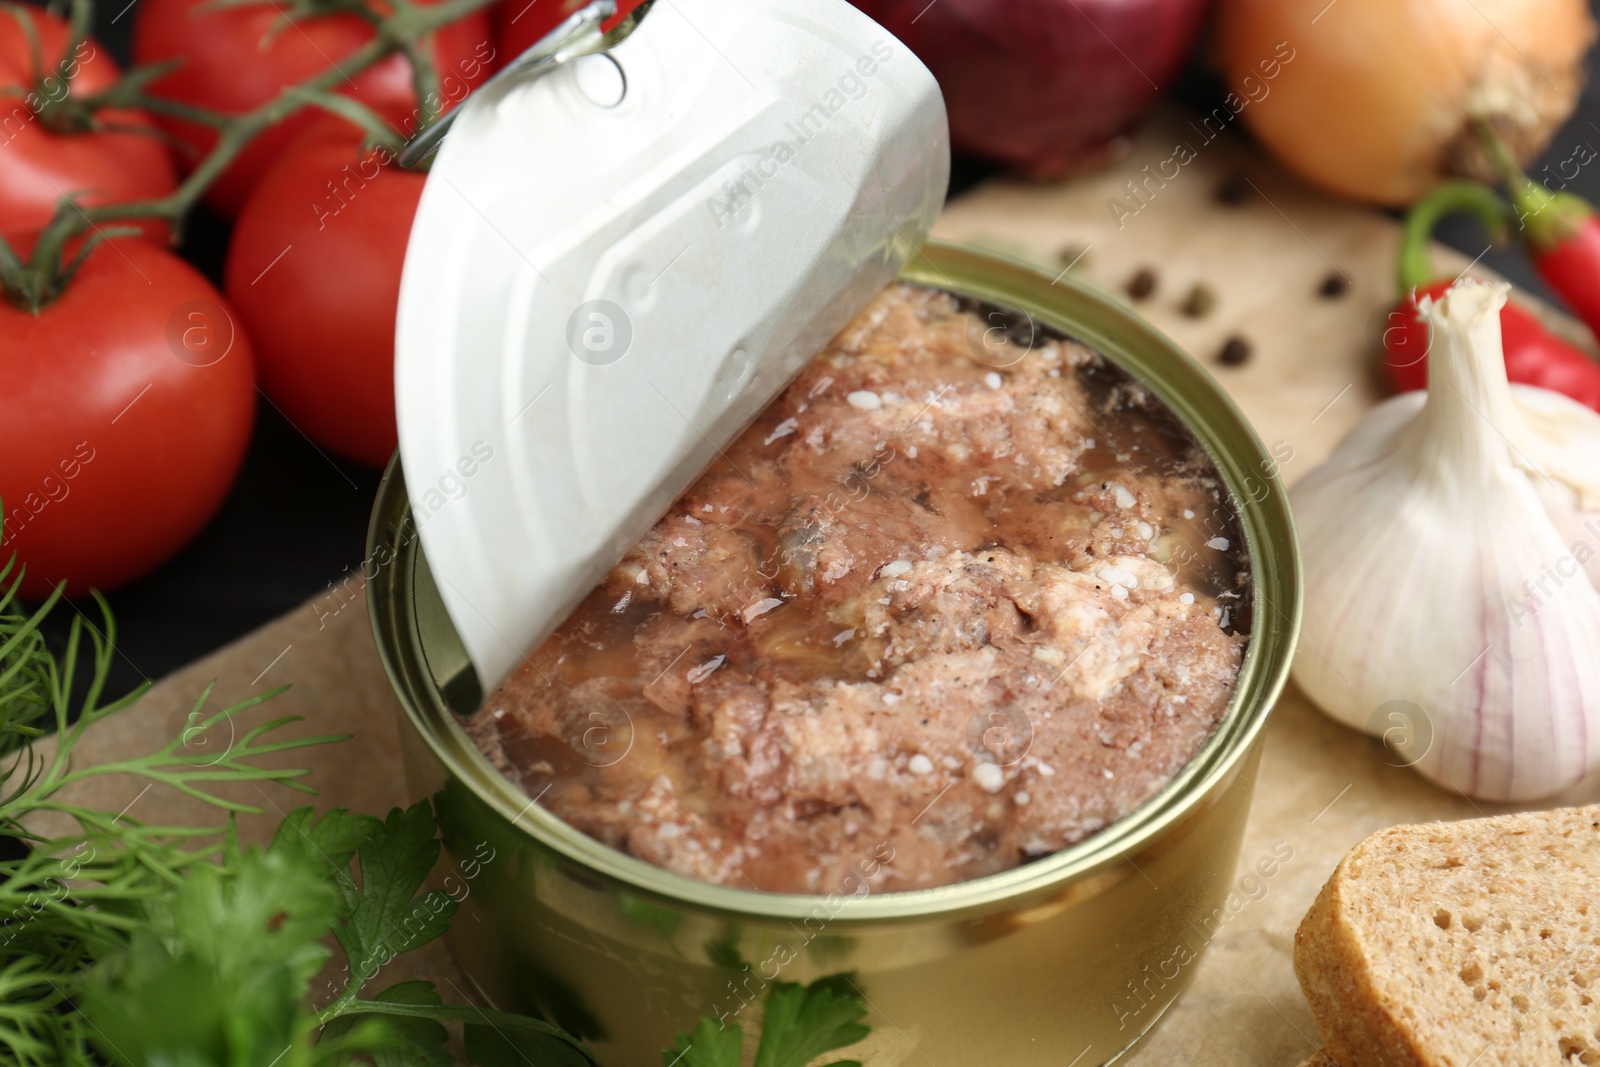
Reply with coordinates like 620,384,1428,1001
1295,829,1429,1067
1293,804,1600,1067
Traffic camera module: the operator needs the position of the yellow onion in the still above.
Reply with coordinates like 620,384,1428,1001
1214,0,1595,206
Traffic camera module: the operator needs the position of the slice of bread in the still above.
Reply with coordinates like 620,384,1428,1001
1294,804,1600,1067
1297,1052,1340,1067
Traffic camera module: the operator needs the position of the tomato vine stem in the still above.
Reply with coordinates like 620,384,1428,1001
0,0,494,312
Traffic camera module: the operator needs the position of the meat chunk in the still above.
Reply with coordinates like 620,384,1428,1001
469,283,1250,893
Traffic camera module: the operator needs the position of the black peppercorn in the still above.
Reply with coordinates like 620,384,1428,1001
1319,272,1350,298
1126,267,1158,300
1218,336,1252,366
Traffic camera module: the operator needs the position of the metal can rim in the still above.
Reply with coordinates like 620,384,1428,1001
367,239,1303,924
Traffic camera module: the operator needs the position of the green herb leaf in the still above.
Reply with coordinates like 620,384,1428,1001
331,800,458,981
620,893,683,939
463,1013,599,1067
658,976,871,1067
271,806,383,875
78,840,338,1066
0,566,56,759
319,981,452,1067
750,977,870,1067
661,1014,743,1067
703,930,744,971
172,839,339,984
324,990,598,1067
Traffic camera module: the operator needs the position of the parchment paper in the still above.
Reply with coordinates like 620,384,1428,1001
34,112,1600,1065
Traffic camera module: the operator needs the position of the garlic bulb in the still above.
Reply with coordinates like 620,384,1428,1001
1291,279,1600,801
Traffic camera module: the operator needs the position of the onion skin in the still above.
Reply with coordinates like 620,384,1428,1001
851,0,1210,177
1214,0,1595,206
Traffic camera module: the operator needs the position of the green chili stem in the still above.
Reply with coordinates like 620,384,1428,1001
1398,181,1513,293
1476,117,1591,253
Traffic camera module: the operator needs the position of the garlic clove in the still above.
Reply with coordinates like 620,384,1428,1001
1290,279,1600,801
1513,384,1600,587
1438,455,1600,799
1513,383,1600,509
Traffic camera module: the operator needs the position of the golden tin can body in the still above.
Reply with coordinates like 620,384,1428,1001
368,243,1301,1066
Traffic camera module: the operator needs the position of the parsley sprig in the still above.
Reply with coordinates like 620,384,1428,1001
664,977,871,1067
78,801,595,1066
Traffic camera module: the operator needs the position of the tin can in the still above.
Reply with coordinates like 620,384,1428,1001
367,241,1301,1066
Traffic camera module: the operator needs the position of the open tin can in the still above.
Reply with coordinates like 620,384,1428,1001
368,241,1301,1067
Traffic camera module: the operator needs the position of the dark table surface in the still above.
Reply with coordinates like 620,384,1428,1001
59,4,1600,700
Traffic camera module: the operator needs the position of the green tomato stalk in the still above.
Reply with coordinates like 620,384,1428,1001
0,0,495,313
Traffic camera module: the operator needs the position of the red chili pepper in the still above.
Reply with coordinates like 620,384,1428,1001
1486,130,1600,343
1382,181,1600,411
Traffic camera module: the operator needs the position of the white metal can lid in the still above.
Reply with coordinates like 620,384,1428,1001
394,0,949,696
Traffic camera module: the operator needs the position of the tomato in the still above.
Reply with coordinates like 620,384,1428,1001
495,0,586,58
224,112,419,467
0,238,255,599
0,8,177,241
495,0,644,60
132,0,496,216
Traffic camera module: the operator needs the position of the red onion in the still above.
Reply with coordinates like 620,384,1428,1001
851,0,1209,177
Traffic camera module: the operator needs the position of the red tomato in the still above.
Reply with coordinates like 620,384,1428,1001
132,0,496,216
0,238,255,599
0,8,177,241
495,0,585,58
224,112,419,466
495,0,643,60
